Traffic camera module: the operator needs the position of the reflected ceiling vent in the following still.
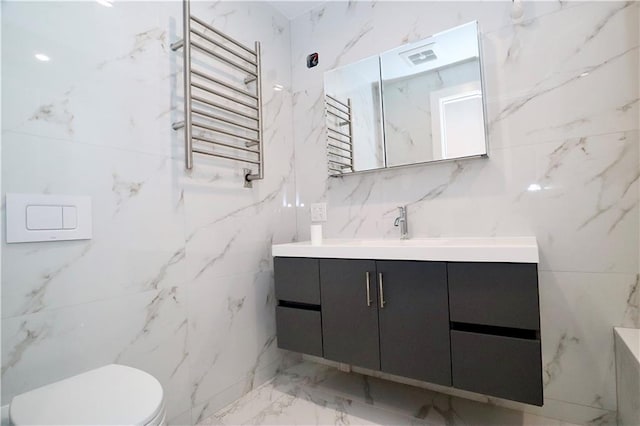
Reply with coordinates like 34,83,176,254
399,42,437,67
408,49,437,65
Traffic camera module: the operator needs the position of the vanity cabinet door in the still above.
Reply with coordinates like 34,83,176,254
276,306,323,357
274,257,320,305
448,262,539,330
320,259,380,370
451,330,543,405
377,261,451,386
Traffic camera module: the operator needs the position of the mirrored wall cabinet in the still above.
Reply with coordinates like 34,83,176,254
324,21,488,176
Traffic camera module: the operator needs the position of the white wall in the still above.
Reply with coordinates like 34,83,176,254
290,1,639,424
1,1,296,424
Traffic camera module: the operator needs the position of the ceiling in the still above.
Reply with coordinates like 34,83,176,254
267,1,326,20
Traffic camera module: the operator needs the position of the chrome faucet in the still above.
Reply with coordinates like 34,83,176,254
394,206,409,240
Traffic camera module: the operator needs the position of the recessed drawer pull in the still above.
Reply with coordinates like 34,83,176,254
379,272,386,308
366,272,372,307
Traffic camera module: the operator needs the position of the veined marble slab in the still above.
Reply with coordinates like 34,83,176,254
272,237,538,263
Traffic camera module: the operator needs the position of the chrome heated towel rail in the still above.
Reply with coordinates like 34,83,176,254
171,0,264,187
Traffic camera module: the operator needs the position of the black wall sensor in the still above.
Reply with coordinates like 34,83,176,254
307,53,319,68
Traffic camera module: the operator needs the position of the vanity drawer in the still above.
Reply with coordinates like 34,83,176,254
275,306,323,357
451,330,543,406
447,262,539,330
274,257,320,305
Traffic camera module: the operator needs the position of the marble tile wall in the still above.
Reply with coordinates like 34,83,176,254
290,1,640,424
1,1,297,424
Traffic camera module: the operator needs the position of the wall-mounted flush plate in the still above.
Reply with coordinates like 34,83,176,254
6,193,92,243
310,203,327,222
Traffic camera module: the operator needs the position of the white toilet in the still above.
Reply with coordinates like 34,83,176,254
9,364,166,425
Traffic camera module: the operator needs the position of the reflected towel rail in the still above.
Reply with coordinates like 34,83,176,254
328,151,353,162
327,143,352,153
326,109,350,122
328,165,348,174
325,95,353,176
327,127,352,140
327,134,353,146
171,0,263,188
326,94,349,109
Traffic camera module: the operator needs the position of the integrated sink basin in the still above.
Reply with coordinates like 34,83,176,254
272,237,538,263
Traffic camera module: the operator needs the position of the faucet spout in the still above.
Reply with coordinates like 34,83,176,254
394,206,409,240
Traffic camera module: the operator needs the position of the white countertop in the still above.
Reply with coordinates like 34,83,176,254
272,237,539,263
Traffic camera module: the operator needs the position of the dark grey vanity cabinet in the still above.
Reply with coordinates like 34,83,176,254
273,256,543,407
320,259,451,384
376,261,451,386
448,262,543,406
448,262,539,330
274,257,321,305
273,257,323,357
451,330,543,405
320,259,380,370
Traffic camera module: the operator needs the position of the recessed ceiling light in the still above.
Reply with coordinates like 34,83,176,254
95,0,113,7
34,53,50,62
527,183,542,192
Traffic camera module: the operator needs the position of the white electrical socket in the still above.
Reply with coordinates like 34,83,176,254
310,203,327,222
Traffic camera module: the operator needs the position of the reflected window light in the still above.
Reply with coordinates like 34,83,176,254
527,183,542,192
34,53,50,62
96,0,114,7
579,72,589,78
287,203,292,208
300,203,305,207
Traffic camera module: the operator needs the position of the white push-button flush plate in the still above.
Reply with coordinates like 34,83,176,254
6,194,92,243
26,205,63,230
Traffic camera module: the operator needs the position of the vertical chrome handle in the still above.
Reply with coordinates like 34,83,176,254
378,272,385,308
365,272,372,307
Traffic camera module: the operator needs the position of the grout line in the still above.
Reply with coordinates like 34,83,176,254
2,129,181,162
0,286,169,321
194,357,283,423
487,128,639,152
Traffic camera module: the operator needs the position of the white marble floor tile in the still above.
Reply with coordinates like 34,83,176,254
199,361,583,426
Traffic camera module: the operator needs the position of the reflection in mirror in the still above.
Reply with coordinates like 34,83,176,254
381,22,487,167
323,21,487,176
324,56,385,175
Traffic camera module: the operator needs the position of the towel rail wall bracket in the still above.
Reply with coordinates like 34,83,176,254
171,0,264,188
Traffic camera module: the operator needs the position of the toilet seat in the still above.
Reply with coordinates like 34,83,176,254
10,364,166,426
